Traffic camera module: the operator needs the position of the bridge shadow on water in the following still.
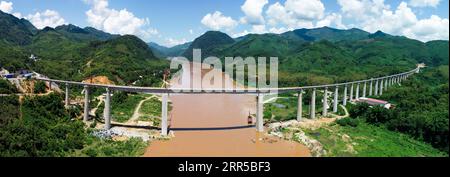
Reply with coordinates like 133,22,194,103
169,125,255,131
110,123,161,130
109,123,255,132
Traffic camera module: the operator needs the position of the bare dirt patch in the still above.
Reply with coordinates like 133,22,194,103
83,76,114,85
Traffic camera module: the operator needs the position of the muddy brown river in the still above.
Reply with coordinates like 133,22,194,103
144,63,310,157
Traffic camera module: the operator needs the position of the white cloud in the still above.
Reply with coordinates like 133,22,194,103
316,13,346,29
265,0,322,29
285,0,325,20
84,0,158,41
231,26,292,38
404,15,449,41
268,27,292,34
26,10,66,29
0,1,65,28
409,0,441,7
201,11,238,31
189,29,194,35
266,2,295,27
362,2,417,33
339,1,448,42
0,1,12,13
240,0,268,25
12,12,21,18
164,38,188,47
252,24,267,33
337,0,390,22
232,30,250,38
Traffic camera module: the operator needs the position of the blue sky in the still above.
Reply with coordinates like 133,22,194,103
1,0,448,46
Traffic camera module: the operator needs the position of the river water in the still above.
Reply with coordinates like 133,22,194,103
144,63,310,157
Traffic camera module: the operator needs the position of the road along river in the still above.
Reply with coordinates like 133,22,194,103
144,63,310,157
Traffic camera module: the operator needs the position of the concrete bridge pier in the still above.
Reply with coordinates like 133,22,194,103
161,93,169,136
310,88,316,119
349,84,354,101
323,87,328,116
355,83,360,100
256,93,264,132
374,79,379,96
369,79,373,96
379,79,384,95
65,83,69,107
384,78,388,91
343,85,348,106
297,90,303,121
83,85,90,122
389,77,394,86
333,86,338,113
388,77,391,87
363,81,367,98
104,88,111,130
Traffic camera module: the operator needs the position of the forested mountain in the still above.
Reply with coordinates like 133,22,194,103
182,31,235,59
281,27,370,42
1,9,448,157
0,10,168,86
0,10,36,45
148,42,192,58
1,9,449,87
172,27,449,87
55,24,119,42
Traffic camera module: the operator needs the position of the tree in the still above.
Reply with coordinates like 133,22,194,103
34,81,46,94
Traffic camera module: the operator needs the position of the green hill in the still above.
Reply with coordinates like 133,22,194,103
178,26,448,87
183,31,235,59
0,10,36,45
148,42,191,58
221,33,303,57
0,11,168,86
282,27,370,42
55,24,118,42
82,35,167,85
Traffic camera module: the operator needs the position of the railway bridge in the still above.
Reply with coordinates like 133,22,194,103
36,66,422,136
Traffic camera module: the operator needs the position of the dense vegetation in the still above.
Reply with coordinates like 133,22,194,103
0,95,19,126
169,27,448,87
1,9,449,157
182,31,235,59
148,41,191,58
339,66,449,153
0,10,168,86
0,93,147,157
33,80,46,94
303,122,446,157
0,79,18,94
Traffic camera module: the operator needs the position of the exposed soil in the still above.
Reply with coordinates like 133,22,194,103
83,76,114,85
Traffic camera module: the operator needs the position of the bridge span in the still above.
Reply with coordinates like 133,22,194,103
36,66,421,136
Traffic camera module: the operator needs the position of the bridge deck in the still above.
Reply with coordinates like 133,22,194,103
35,67,419,94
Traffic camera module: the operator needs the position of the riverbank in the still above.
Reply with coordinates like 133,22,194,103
267,106,447,157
